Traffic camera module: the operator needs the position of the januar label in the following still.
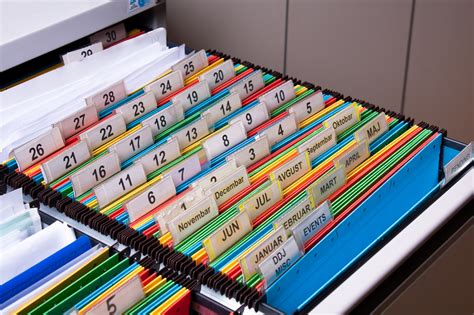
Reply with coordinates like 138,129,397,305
133,138,181,175
115,92,157,124
291,201,332,248
172,50,208,79
273,196,315,236
62,42,103,64
239,181,282,221
41,141,91,184
204,166,250,206
86,81,127,111
226,135,271,168
199,59,235,89
269,152,311,190
108,126,154,162
354,112,389,144
258,81,296,112
125,176,176,222
70,152,121,197
79,114,127,150
13,127,65,171
230,101,269,132
202,92,242,126
163,153,203,187
259,113,298,147
203,211,253,262
307,166,346,205
202,121,247,160
172,81,211,111
141,102,184,137
144,71,184,101
173,116,210,149
297,127,336,161
334,140,369,174
192,159,238,191
89,23,126,48
444,142,473,184
240,227,287,282
230,70,265,99
323,104,360,135
53,106,99,139
289,91,325,123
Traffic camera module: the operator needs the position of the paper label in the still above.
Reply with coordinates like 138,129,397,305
259,112,298,147
115,92,157,124
258,81,296,112
257,236,303,288
172,50,208,79
269,152,311,190
144,70,184,101
199,59,236,89
79,114,127,150
202,121,247,160
141,102,184,137
133,138,181,175
203,211,253,261
62,42,103,64
89,23,126,48
291,201,332,248
167,197,219,244
307,166,346,205
173,116,210,149
273,196,315,236
240,227,287,282
444,142,473,184
226,135,270,168
86,81,127,111
204,166,250,206
13,127,64,171
163,153,203,187
125,176,176,222
202,92,242,126
334,140,369,174
297,127,336,161
108,126,154,162
70,152,121,197
172,81,211,111
289,91,325,123
354,112,389,144
323,103,359,135
192,159,238,190
40,141,91,184
53,106,99,139
240,181,282,221
230,101,269,132
230,70,265,99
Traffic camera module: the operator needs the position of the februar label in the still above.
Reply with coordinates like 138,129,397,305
269,152,311,189
240,227,287,282
203,211,253,262
307,166,346,205
239,181,282,221
297,127,337,161
354,112,389,144
291,201,333,247
273,196,315,236
334,140,369,174
323,103,360,135
204,166,250,206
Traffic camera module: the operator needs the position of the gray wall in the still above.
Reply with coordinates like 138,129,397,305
167,0,473,143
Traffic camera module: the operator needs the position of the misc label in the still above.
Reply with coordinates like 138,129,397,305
199,59,235,89
70,152,121,197
86,81,127,111
125,176,176,222
144,71,184,102
273,196,315,237
257,236,303,288
239,181,282,221
323,104,360,135
204,166,250,206
89,23,127,48
202,92,242,126
202,121,247,160
259,112,298,147
13,127,65,171
334,140,369,174
53,106,99,139
172,81,211,111
240,227,287,282
307,166,346,205
289,91,325,123
163,153,203,187
444,142,473,184
297,127,336,161
230,70,265,100
192,159,238,191
291,201,332,248
354,113,389,144
133,138,181,175
173,116,210,149
115,92,157,124
108,126,154,162
269,152,311,190
40,141,91,184
94,163,147,209
226,135,271,168
79,114,127,150
141,102,184,137
84,275,144,315
258,81,296,112
172,50,209,79
230,101,270,132
167,197,219,244
203,211,253,262
62,42,103,64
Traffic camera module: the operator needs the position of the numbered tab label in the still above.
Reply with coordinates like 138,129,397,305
192,159,238,191
41,141,91,184
163,153,203,187
172,81,211,111
269,151,311,190
144,71,184,101
53,105,99,139
79,114,127,150
289,91,325,123
273,196,315,236
141,102,184,137
307,166,346,205
62,42,103,64
199,59,235,89
115,92,157,124
108,126,154,162
202,92,242,126
86,81,127,111
354,112,389,144
125,176,176,222
230,70,264,99
239,180,282,221
202,121,247,160
13,127,65,171
134,138,181,175
259,80,296,112
94,163,147,209
173,116,210,149
89,23,126,48
291,201,333,247
172,49,208,78
230,101,269,132
297,127,336,161
259,112,298,147
334,140,369,174
226,135,270,168
70,152,121,197
204,166,250,206
323,103,360,135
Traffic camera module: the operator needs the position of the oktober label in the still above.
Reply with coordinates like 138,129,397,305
307,166,346,205
291,201,332,247
273,196,315,236
269,152,311,190
323,104,360,135
239,181,282,221
297,127,336,161
334,140,369,174
204,166,250,206
354,112,388,144
203,211,253,262
240,227,287,282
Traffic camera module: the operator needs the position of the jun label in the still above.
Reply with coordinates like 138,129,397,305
269,152,311,190
354,112,389,144
291,201,333,247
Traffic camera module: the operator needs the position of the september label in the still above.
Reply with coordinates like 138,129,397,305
297,127,336,161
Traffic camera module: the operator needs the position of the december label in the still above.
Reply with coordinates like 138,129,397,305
297,127,336,161
273,196,315,236
239,181,282,221
291,201,332,247
334,140,369,174
307,166,346,205
323,103,360,135
269,152,311,190
204,166,250,206
354,112,389,144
